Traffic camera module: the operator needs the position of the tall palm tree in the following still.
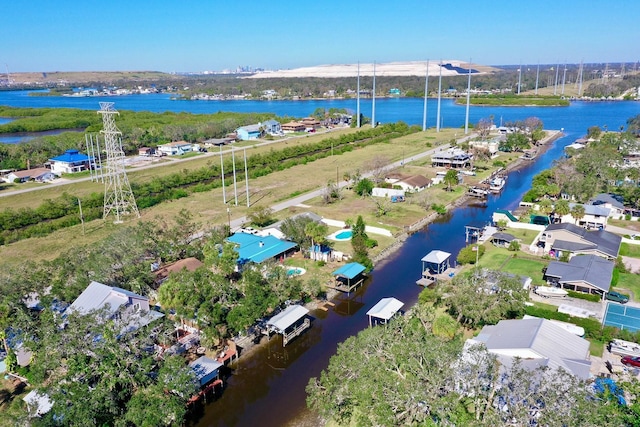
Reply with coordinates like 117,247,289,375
570,204,585,226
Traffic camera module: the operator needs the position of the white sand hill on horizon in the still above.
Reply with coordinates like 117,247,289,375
246,61,496,79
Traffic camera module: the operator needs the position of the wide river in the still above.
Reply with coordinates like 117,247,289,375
1,91,639,426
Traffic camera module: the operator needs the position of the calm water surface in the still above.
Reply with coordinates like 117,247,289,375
1,90,638,426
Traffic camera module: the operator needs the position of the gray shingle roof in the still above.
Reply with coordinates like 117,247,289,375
545,255,614,292
545,223,621,258
492,232,516,242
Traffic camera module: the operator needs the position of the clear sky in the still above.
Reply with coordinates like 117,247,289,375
3,0,639,72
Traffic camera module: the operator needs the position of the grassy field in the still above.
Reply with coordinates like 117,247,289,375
620,242,640,258
0,127,474,265
616,272,640,302
477,244,548,285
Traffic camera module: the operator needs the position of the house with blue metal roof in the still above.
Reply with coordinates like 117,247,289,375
48,149,91,174
227,232,297,266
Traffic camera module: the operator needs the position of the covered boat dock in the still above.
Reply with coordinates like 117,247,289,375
266,304,311,346
366,297,404,327
417,250,452,286
330,262,367,294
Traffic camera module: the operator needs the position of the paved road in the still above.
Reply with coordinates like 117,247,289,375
0,127,342,199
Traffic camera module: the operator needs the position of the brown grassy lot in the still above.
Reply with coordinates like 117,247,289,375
0,127,516,266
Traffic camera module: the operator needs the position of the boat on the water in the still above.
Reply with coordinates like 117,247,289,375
534,286,568,298
609,339,640,357
489,176,507,192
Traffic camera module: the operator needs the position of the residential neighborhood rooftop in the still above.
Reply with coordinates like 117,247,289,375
471,317,592,379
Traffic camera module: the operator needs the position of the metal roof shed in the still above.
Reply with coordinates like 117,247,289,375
267,304,310,346
331,262,367,294
189,356,223,387
366,297,404,327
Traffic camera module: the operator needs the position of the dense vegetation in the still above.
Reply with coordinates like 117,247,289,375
307,272,640,426
522,116,640,206
0,211,323,425
0,107,280,169
466,94,570,106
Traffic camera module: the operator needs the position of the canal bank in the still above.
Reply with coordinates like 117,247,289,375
192,129,568,427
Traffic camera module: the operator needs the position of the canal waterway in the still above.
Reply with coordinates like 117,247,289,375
0,90,638,426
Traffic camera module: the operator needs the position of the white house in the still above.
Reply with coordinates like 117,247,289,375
157,141,193,156
48,149,91,174
3,167,56,183
556,203,611,229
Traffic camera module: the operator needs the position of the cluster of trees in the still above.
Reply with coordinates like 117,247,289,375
349,216,374,271
523,118,640,206
0,209,326,424
307,271,640,425
584,73,640,98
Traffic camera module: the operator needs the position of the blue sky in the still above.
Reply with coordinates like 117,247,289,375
3,0,639,72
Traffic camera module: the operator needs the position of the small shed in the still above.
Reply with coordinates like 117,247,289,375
331,262,367,294
421,250,451,275
366,297,404,327
266,304,311,346
189,356,223,387
491,232,517,248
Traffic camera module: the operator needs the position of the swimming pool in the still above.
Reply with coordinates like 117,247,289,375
285,267,306,277
328,229,353,241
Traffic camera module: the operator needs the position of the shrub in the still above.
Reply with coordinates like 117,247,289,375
418,287,438,304
567,290,601,303
508,240,520,251
431,204,447,215
457,244,485,265
365,238,378,248
611,268,620,287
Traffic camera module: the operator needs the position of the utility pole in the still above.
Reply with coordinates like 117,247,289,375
436,60,442,132
465,58,472,135
422,59,429,131
371,61,376,128
244,147,249,207
356,62,361,128
220,144,226,204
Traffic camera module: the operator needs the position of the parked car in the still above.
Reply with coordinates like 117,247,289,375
606,291,630,304
621,356,640,368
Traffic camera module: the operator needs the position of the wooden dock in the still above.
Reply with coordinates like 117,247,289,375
282,318,311,346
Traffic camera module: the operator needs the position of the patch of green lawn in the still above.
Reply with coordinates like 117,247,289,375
587,339,605,357
502,258,548,285
617,272,640,302
620,242,640,258
531,301,558,312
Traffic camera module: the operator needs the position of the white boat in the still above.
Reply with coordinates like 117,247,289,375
534,286,568,298
489,176,506,192
609,339,640,357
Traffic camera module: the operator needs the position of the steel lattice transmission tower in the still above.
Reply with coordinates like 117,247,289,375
99,102,140,223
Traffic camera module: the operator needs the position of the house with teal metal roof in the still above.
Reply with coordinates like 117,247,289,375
227,232,297,265
48,149,91,174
